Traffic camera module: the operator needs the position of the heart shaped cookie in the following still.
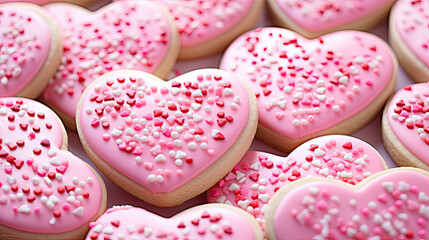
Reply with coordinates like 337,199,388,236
40,1,180,129
389,0,429,83
86,204,263,240
0,3,61,99
0,0,94,6
0,98,106,240
144,0,264,59
221,28,397,152
267,0,395,38
76,69,257,207
207,135,387,232
382,83,429,171
265,168,429,240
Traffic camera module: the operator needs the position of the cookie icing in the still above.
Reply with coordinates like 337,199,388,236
268,169,429,239
0,98,103,233
221,28,395,140
147,0,255,47
86,204,261,240
78,69,251,193
273,0,394,32
41,1,175,120
207,135,386,231
387,83,429,165
393,0,429,69
0,5,51,96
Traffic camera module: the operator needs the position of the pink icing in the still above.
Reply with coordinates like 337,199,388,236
0,6,51,96
387,83,429,165
86,205,258,240
78,69,250,193
0,98,102,233
41,1,174,120
393,0,429,69
147,0,255,47
207,135,386,232
271,169,429,239
221,28,395,139
273,0,395,32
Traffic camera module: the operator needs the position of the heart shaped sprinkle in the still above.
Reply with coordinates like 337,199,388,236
0,98,105,237
221,28,396,151
207,135,386,232
41,1,178,125
265,168,429,240
77,69,256,206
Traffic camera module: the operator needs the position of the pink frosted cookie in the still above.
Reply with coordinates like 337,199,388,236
76,69,258,207
267,0,395,38
382,83,429,171
145,0,264,59
0,0,95,6
0,3,61,99
40,1,180,130
207,135,387,233
389,0,429,83
0,98,106,240
86,204,263,240
265,168,429,240
221,28,397,152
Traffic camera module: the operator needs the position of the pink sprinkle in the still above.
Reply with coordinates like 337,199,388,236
120,111,129,117
5,167,12,174
208,149,214,155
102,134,110,141
143,162,153,170
43,189,52,196
164,170,171,178
13,206,18,212
34,207,40,213
361,207,369,217
63,203,71,211
176,170,183,176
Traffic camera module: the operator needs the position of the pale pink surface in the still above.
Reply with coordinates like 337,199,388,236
393,0,429,70
41,1,174,119
387,83,429,164
86,205,258,239
0,5,50,96
221,28,395,139
274,0,395,32
148,0,255,47
271,169,429,239
79,69,250,193
0,98,103,233
66,0,411,218
207,135,386,231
